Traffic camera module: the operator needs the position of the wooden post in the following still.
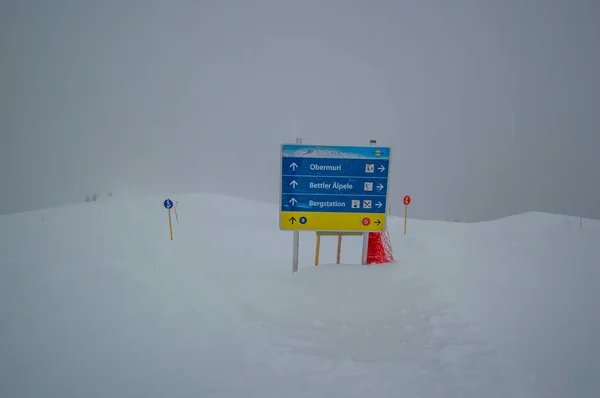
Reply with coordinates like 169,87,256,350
315,231,362,266
315,234,321,266
404,205,408,235
168,209,173,240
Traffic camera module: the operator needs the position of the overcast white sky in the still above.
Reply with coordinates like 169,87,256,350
1,0,599,221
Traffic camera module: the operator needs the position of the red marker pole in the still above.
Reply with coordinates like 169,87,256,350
403,195,411,235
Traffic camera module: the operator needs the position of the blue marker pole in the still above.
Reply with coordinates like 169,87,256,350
164,199,174,240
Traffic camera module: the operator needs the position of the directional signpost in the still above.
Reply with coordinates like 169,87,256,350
280,144,391,232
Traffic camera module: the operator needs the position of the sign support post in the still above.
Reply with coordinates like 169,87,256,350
336,233,342,264
292,227,300,273
361,139,378,264
292,137,302,273
314,234,321,266
281,139,391,271
314,231,363,266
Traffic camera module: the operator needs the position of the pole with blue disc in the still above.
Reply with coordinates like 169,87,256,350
164,199,174,240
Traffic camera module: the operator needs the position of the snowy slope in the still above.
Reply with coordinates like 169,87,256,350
1,193,598,398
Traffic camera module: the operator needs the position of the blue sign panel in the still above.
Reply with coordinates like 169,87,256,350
282,194,387,213
279,144,392,231
281,157,389,178
164,199,173,209
281,176,388,196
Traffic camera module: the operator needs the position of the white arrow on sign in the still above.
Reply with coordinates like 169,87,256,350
290,180,298,188
289,198,297,206
376,201,383,208
376,183,384,191
289,162,298,171
378,165,386,172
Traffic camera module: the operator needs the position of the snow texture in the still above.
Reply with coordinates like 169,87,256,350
1,193,599,397
282,147,368,159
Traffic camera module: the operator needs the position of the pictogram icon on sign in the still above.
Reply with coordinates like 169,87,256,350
362,217,371,226
403,195,411,206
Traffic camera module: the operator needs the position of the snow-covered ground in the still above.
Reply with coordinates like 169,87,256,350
1,193,598,397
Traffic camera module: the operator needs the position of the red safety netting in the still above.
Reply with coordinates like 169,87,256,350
366,228,394,264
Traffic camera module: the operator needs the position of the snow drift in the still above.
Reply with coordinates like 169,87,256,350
1,193,598,397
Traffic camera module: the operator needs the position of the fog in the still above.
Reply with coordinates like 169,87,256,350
1,0,599,222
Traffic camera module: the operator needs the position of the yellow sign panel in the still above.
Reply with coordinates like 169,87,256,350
280,211,386,232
